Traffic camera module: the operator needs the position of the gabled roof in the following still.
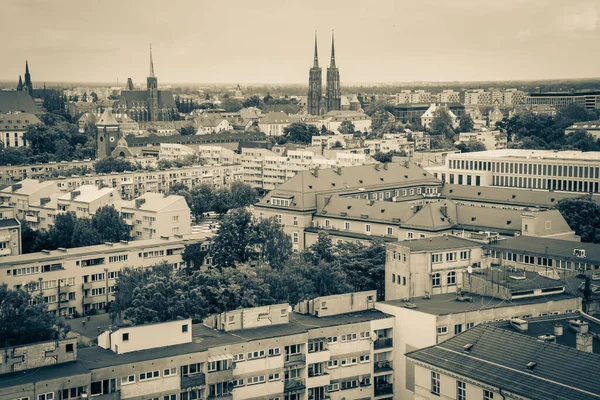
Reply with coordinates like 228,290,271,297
0,91,41,114
58,185,116,204
259,162,440,212
259,111,291,124
0,112,41,131
121,192,189,212
406,324,600,400
97,108,118,126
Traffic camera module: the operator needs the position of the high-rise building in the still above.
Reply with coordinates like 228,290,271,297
307,32,322,116
325,32,341,113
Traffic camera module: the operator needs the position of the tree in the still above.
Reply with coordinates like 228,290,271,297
95,157,137,173
49,212,78,248
563,130,600,152
336,241,386,300
304,231,335,265
209,209,257,267
338,120,356,135
168,182,192,206
456,142,486,153
243,96,262,108
557,197,600,243
458,115,474,133
91,206,131,243
283,123,319,144
181,242,208,271
0,284,69,346
70,219,101,248
229,181,257,209
255,217,293,270
189,184,215,219
180,125,196,136
371,150,407,163
429,108,455,139
221,98,243,112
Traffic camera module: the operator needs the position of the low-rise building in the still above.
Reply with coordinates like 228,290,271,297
0,112,42,148
195,116,232,135
120,193,191,239
457,130,507,150
0,206,21,256
405,323,600,400
0,233,213,316
0,160,96,183
565,119,600,139
420,104,457,129
258,111,292,136
0,179,60,219
322,110,371,134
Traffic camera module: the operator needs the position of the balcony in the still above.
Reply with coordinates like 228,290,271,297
373,338,393,350
181,373,206,390
24,215,39,223
284,353,306,367
207,394,232,400
306,372,330,388
206,368,233,384
94,392,121,400
284,378,306,393
374,383,393,397
0,248,11,256
374,360,393,373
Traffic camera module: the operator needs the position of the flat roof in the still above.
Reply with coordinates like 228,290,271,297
0,361,90,390
470,267,566,293
485,236,600,264
395,235,480,252
382,292,577,316
447,149,600,162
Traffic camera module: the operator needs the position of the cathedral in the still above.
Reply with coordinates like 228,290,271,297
16,61,33,97
307,32,341,116
114,46,177,122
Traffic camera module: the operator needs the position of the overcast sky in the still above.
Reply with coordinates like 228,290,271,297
2,0,599,84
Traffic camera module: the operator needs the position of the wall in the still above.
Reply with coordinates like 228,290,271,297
0,338,78,374
105,319,192,354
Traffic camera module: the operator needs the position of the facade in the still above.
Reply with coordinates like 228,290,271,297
456,130,507,150
405,324,600,400
325,33,341,113
307,32,342,116
195,116,233,135
0,112,41,148
420,104,457,129
114,47,177,122
526,90,600,110
0,179,60,219
322,111,371,134
0,160,96,183
565,120,600,139
307,33,323,116
120,193,191,239
0,207,22,256
0,292,395,400
96,108,122,159
429,149,600,193
258,112,292,136
0,233,213,315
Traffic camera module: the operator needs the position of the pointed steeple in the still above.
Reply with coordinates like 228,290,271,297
330,30,336,68
25,60,30,75
17,75,23,91
149,44,155,77
313,31,319,68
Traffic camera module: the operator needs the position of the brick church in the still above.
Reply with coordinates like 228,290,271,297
307,32,341,116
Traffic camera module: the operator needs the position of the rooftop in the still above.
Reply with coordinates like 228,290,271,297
492,312,600,354
0,361,90,390
382,291,576,316
121,192,188,212
396,235,480,252
406,324,600,400
567,120,600,130
57,185,116,204
470,266,566,293
485,236,600,265
448,148,600,162
0,179,57,196
0,112,42,130
0,91,41,114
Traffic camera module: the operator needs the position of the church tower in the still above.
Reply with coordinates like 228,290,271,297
307,31,322,116
24,61,33,97
17,76,23,91
147,45,159,122
325,32,341,112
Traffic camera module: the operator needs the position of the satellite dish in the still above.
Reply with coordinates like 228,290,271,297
467,266,473,274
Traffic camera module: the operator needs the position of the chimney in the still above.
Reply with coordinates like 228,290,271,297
553,324,563,336
569,319,589,334
576,332,593,353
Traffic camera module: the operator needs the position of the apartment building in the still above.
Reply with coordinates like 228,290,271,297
364,138,414,156
120,193,191,239
456,130,507,150
0,112,41,148
436,90,460,104
25,192,62,231
0,232,213,316
406,324,600,400
255,162,442,250
56,185,118,218
0,179,60,218
428,149,600,193
376,272,581,399
0,160,96,183
395,90,433,104
258,111,292,136
526,90,600,110
0,206,21,256
195,145,238,165
0,291,395,400
307,195,575,249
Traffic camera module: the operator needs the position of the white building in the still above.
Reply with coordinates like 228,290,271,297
56,185,118,218
322,111,372,134
0,179,60,219
457,130,507,150
258,111,292,137
119,192,191,239
0,112,41,148
421,104,457,129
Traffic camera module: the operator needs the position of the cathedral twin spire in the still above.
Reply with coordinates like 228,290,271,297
312,31,337,69
308,31,341,115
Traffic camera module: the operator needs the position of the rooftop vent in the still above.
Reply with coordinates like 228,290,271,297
569,319,589,334
574,249,586,258
57,248,67,253
526,361,537,370
537,333,556,343
510,318,529,333
360,214,369,219
463,343,473,352
509,275,526,281
104,242,113,247
135,198,146,208
404,303,417,309
70,190,81,199
11,183,22,192
119,240,129,245
41,249,51,254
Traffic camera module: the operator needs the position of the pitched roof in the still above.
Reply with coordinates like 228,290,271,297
258,162,441,211
97,108,119,126
0,112,41,131
0,91,41,114
259,111,291,124
406,324,600,400
121,192,189,212
120,90,176,109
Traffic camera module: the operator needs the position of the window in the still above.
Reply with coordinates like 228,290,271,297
431,371,440,395
327,359,339,369
293,232,298,243
460,250,469,260
228,315,235,324
454,324,463,335
122,333,129,341
163,367,177,376
247,375,265,385
232,378,245,387
446,252,456,262
387,226,393,235
432,273,441,287
233,353,245,362
327,336,338,344
484,390,494,400
181,362,204,377
431,253,442,263
268,347,281,356
466,322,475,329
407,232,414,239
139,371,160,381
172,216,179,222
359,354,370,363
164,396,176,400
293,216,298,226
437,326,448,335
365,224,371,233
325,219,330,227
182,324,189,333
38,394,54,400
268,372,280,381
447,271,456,286
341,333,357,342
121,375,135,385
247,350,266,360
327,383,340,392
457,381,466,400
344,221,350,230
360,331,370,339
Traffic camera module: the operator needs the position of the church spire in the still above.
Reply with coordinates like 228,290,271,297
17,75,23,91
313,31,319,68
330,30,336,68
149,44,155,77
25,60,30,75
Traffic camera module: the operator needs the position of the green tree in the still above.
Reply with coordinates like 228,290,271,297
209,209,257,267
94,157,137,173
91,206,131,243
283,123,319,144
229,181,257,209
304,231,335,265
49,212,78,248
189,184,215,219
557,197,600,243
181,242,208,271
243,96,262,108
429,108,455,139
168,182,192,206
256,261,316,306
338,120,356,135
458,115,474,133
255,217,292,270
336,241,386,300
0,284,70,346
456,142,486,153
563,130,600,152
221,98,243,112
70,219,101,248
179,125,196,136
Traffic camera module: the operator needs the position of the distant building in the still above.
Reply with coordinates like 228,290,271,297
0,112,41,148
457,130,507,150
0,91,41,115
114,46,177,122
56,184,118,218
0,179,60,219
307,31,342,116
421,104,457,129
0,207,21,256
526,90,600,110
258,111,292,136
195,115,232,135
565,120,600,139
488,103,504,126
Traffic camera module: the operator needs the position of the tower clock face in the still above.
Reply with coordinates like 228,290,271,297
110,136,116,143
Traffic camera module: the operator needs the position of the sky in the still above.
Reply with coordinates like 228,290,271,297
1,0,600,84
